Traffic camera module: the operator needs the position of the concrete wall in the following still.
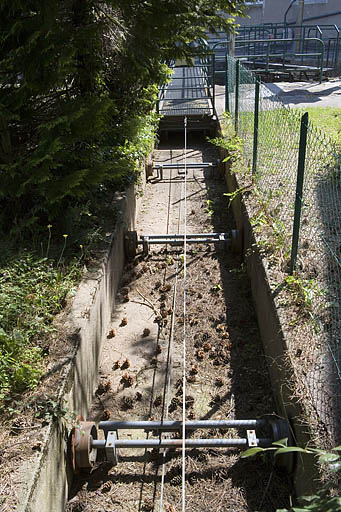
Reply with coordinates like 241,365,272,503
16,174,146,512
220,155,319,499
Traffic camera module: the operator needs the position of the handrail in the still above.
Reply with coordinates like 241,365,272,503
211,38,326,82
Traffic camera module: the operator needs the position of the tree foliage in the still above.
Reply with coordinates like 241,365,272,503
0,0,246,235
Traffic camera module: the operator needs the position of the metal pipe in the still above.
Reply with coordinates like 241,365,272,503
92,437,273,449
284,0,297,27
153,163,214,169
99,419,267,431
140,233,229,239
138,238,231,246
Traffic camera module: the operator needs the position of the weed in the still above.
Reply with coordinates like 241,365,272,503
204,199,215,216
284,274,324,330
209,132,243,165
0,253,82,401
224,184,252,206
242,441,341,512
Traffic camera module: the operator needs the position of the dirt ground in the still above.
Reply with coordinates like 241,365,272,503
66,133,291,512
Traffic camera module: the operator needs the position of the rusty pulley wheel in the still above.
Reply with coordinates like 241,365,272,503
269,417,294,473
72,416,98,473
124,230,138,259
145,159,153,179
231,228,243,257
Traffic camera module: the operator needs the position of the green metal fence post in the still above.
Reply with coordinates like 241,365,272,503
252,77,260,176
225,55,229,113
212,53,216,115
290,112,308,274
235,59,240,133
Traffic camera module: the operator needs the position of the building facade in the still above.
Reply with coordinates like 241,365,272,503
238,0,341,27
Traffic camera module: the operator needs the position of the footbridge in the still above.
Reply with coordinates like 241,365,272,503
157,54,217,134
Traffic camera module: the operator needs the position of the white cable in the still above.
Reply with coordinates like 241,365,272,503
181,116,188,512
159,251,180,511
159,118,188,512
159,165,184,512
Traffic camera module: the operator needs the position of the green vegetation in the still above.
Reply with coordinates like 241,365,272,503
0,1,246,237
242,441,341,512
0,253,81,400
297,107,341,145
0,1,248,403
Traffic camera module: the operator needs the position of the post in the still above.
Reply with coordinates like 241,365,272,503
225,55,229,112
235,59,240,133
229,32,235,58
290,112,308,274
252,78,260,176
212,53,215,115
296,0,304,54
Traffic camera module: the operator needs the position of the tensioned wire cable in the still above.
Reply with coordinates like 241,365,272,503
181,116,188,512
159,160,183,512
158,117,189,512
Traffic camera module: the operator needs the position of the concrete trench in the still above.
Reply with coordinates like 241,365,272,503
61,131,293,512
19,116,317,511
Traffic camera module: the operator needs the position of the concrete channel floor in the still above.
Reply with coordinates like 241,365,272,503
66,134,291,512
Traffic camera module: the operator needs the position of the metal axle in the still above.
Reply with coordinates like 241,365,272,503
124,229,242,258
152,161,216,179
153,162,215,169
98,419,267,432
139,233,230,254
92,437,272,449
71,416,291,471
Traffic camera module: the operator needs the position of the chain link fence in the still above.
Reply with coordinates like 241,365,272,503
225,56,341,447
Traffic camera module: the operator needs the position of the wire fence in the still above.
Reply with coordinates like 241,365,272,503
225,56,341,447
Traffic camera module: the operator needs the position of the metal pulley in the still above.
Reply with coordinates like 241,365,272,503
71,416,98,473
71,416,292,473
124,229,242,258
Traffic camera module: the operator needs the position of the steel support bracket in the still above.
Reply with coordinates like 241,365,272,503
246,429,259,447
105,430,119,465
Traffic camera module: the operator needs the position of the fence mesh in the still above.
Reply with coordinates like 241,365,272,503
226,56,341,447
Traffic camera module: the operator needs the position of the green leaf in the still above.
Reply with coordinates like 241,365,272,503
317,453,339,464
272,438,288,447
274,447,309,456
241,447,266,458
329,461,341,472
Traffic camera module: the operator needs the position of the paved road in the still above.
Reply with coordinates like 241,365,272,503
266,78,341,108
215,78,341,119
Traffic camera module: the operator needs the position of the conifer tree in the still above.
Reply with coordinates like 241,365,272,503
0,0,246,234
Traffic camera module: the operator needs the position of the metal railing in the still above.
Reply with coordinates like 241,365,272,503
209,23,340,70
211,38,327,81
225,56,341,446
157,54,215,118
